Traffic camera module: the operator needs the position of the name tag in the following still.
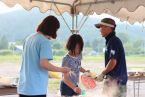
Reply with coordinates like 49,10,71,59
103,48,107,53
111,49,115,55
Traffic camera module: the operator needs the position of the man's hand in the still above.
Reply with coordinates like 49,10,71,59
84,72,97,79
96,73,105,82
61,67,71,73
73,87,81,94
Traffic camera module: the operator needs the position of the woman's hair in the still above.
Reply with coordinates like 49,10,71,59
37,15,60,39
66,34,84,53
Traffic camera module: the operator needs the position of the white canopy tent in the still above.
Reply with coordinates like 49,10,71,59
2,0,145,23
1,0,145,32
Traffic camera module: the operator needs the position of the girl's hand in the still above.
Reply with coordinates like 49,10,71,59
83,70,90,76
84,72,97,79
85,70,90,73
80,67,90,73
73,87,81,94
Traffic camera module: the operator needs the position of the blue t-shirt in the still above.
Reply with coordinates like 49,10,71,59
17,33,53,95
105,32,128,85
62,53,82,85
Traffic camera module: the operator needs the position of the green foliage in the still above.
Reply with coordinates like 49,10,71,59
0,35,8,50
0,9,145,56
133,39,144,49
117,33,129,44
124,39,145,55
52,42,62,49
53,49,66,56
85,41,91,48
0,50,13,55
92,38,104,53
124,42,133,55
9,44,16,50
16,39,24,45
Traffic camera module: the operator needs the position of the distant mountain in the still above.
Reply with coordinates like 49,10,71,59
0,8,145,43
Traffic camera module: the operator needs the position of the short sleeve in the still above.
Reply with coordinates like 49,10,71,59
109,39,120,60
62,57,70,67
40,41,53,60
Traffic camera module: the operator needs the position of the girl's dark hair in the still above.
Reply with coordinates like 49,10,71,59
66,34,84,52
37,15,60,38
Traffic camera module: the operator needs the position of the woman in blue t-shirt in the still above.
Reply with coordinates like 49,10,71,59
18,16,70,97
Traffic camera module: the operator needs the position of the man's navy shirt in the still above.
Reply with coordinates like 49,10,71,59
104,31,128,85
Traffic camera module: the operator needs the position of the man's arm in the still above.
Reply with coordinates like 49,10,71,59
96,58,117,81
102,58,117,75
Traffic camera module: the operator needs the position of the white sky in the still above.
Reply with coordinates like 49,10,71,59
0,1,22,14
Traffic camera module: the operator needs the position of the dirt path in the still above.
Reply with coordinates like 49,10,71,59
0,62,20,77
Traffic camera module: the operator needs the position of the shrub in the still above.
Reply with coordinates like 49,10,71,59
0,50,13,55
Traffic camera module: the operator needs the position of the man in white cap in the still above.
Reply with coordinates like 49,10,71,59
95,18,128,97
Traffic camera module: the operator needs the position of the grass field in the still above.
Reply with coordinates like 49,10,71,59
0,55,145,64
0,54,145,72
0,55,21,63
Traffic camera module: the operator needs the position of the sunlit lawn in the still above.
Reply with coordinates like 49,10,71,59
0,55,21,63
0,54,145,73
0,55,145,64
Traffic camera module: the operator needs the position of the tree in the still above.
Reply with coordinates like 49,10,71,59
0,35,8,50
117,33,129,44
92,38,105,53
124,42,133,55
85,41,91,48
132,39,145,55
52,42,62,49
133,39,144,49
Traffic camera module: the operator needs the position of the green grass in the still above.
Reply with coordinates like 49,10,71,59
128,66,145,71
0,55,21,63
53,55,145,63
126,56,145,60
126,55,145,64
0,55,145,64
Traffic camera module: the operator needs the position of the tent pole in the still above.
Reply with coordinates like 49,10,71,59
71,0,80,34
54,3,71,32
72,13,75,32
71,5,76,34
76,0,122,7
32,0,71,7
76,15,78,33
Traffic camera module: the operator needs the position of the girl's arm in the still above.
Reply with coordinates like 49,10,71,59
80,67,89,73
63,72,81,94
63,72,76,90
